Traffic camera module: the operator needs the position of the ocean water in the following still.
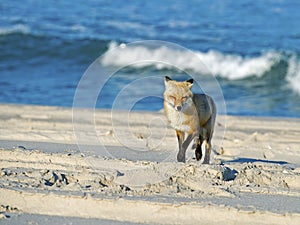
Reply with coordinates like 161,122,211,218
1,0,300,117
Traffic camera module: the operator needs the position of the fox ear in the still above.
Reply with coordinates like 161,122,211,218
164,76,172,86
165,76,172,82
186,78,193,89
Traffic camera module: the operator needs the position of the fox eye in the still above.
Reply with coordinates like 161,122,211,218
169,96,176,101
181,96,187,101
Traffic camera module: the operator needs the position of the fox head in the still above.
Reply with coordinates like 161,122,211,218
164,76,194,111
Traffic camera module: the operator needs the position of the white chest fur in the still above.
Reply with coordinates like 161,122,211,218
165,103,195,133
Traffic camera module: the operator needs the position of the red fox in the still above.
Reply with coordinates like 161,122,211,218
163,76,216,164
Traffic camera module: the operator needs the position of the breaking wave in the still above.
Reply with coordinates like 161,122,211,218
287,55,300,94
101,42,300,94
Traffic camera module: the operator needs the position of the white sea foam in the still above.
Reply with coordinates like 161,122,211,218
70,24,86,32
287,55,300,95
106,21,151,31
0,24,30,35
101,42,281,80
196,50,281,79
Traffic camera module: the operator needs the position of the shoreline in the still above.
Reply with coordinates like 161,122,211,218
2,102,300,119
1,104,300,224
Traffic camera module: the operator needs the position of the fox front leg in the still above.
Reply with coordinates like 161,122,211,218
176,131,195,163
176,130,185,162
182,133,195,151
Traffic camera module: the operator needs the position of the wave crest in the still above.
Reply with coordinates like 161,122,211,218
287,55,300,94
196,50,281,80
101,42,281,80
0,24,30,35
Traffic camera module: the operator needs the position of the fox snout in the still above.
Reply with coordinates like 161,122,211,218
175,105,182,111
167,96,186,111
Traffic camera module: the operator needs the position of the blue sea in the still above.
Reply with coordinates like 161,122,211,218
1,0,300,117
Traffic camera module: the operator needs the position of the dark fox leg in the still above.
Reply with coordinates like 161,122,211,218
176,131,195,163
195,135,203,161
203,138,211,164
182,133,195,150
203,119,215,164
176,130,185,162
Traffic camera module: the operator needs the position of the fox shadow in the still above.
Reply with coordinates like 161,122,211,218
226,157,288,165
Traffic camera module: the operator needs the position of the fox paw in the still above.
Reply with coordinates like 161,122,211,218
177,154,185,163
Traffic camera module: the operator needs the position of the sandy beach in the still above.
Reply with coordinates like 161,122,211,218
1,104,300,225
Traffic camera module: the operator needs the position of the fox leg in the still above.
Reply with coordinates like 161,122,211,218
203,139,212,164
176,130,185,162
176,131,195,162
203,120,214,164
195,135,203,161
179,133,195,162
182,133,194,150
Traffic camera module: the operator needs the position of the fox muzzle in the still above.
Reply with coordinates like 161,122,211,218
175,105,182,111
